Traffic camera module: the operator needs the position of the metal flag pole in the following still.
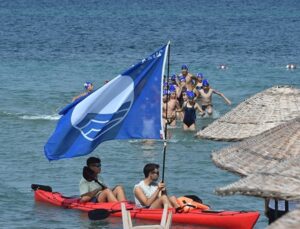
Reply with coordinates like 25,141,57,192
162,42,171,183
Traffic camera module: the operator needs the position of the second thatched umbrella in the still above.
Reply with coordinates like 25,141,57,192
211,118,300,176
215,156,300,200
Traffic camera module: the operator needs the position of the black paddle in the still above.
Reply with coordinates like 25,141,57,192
88,208,133,220
31,184,52,192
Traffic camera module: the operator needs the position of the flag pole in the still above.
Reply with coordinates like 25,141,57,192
162,41,170,183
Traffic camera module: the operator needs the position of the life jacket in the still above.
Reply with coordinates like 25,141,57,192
176,196,210,213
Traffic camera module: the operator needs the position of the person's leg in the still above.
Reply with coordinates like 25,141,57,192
207,105,213,115
168,196,180,208
183,123,189,131
188,123,196,131
112,185,127,201
97,189,118,202
149,195,171,209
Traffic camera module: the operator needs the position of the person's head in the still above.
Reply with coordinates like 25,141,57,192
169,85,176,99
87,157,101,174
186,91,195,101
197,73,203,82
171,74,177,82
181,64,188,75
84,82,94,92
143,163,160,180
202,79,209,89
82,166,96,182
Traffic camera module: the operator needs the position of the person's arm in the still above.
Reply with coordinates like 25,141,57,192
134,183,165,207
213,89,232,105
193,88,199,98
180,102,187,112
195,103,205,116
80,187,103,202
79,180,103,203
72,92,87,102
176,87,182,99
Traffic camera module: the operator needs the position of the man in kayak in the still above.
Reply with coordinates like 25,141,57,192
72,81,94,102
198,79,231,116
79,157,127,203
134,163,180,209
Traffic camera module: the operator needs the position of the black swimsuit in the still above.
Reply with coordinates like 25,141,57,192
183,104,196,127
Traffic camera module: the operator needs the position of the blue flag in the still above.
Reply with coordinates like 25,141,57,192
44,43,169,160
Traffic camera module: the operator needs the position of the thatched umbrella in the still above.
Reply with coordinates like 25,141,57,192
215,156,300,200
267,209,300,229
197,86,300,141
211,118,300,176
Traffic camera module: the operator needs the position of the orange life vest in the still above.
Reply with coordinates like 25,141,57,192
176,196,210,213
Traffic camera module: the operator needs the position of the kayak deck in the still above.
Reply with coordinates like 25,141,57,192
34,189,259,229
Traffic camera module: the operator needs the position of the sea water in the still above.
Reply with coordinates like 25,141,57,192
0,0,299,228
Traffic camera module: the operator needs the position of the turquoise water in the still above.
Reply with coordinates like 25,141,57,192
0,0,299,228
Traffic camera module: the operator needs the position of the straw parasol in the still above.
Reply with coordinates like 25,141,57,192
215,156,300,200
267,209,300,229
211,118,300,176
197,86,300,141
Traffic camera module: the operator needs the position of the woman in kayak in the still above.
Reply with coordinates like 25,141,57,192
134,163,180,209
79,157,127,203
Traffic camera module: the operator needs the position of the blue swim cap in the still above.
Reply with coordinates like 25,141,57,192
186,91,195,99
202,79,209,87
181,64,188,70
169,84,176,92
171,74,176,80
84,82,92,89
197,73,203,78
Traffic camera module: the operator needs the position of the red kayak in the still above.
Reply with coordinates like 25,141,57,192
32,185,259,229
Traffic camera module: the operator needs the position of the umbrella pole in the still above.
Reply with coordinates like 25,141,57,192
274,199,278,220
162,42,171,183
285,200,289,213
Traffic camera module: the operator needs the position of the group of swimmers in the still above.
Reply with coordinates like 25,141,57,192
163,64,231,131
72,64,231,132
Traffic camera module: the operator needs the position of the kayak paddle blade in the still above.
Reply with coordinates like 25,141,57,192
88,209,111,220
31,184,52,192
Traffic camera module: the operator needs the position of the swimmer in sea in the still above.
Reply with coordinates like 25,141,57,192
198,79,231,116
181,91,204,131
72,81,94,102
178,64,196,91
218,64,227,70
162,86,180,127
286,64,296,69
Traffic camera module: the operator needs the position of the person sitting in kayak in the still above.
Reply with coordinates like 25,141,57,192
198,79,231,116
134,163,180,209
79,157,127,203
72,81,94,102
182,91,204,131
